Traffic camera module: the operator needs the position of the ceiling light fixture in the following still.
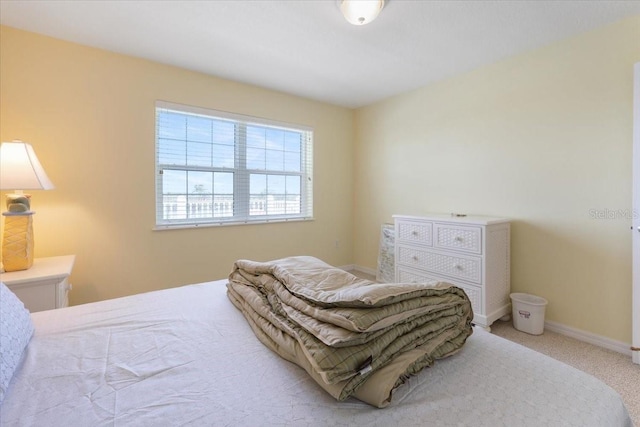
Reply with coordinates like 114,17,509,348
339,0,385,26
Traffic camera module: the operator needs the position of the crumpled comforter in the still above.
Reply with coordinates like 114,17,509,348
226,256,473,408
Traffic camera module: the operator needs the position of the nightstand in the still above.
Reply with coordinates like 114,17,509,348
1,255,75,312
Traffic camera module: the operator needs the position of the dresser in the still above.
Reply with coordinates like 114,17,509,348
1,255,75,312
394,214,510,330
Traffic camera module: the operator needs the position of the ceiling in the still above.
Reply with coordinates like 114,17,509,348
1,1,639,108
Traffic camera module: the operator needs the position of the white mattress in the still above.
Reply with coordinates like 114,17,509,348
0,280,632,426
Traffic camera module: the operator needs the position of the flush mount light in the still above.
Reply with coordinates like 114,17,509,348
339,0,385,26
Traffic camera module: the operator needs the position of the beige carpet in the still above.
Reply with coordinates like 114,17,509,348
491,320,639,426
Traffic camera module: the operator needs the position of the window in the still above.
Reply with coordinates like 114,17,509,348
155,101,313,228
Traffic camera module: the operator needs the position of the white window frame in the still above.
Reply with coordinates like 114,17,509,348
154,101,313,229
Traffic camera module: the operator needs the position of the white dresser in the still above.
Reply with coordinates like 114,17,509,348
394,214,510,330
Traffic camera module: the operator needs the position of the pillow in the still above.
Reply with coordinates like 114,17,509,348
0,282,34,404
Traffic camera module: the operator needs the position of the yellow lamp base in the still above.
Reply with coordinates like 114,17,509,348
2,213,34,272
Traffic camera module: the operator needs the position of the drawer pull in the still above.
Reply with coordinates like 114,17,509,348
454,236,463,242
412,255,419,261
454,264,463,270
412,231,419,236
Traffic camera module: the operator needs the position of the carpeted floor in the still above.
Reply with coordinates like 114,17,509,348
491,320,639,426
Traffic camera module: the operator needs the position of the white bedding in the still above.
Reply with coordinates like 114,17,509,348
0,280,632,426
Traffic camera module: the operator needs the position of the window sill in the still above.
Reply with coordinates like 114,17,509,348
153,216,314,231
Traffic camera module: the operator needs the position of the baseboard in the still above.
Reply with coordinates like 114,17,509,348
544,320,632,357
341,264,377,277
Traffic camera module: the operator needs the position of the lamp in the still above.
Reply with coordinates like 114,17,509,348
0,141,54,272
339,0,385,26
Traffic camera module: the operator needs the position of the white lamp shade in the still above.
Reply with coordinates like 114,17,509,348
0,141,54,191
340,0,385,25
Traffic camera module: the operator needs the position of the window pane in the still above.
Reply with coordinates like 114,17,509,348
163,169,186,194
266,129,285,150
286,175,300,195
247,147,266,170
162,170,187,220
187,194,213,218
266,175,285,215
266,149,284,171
250,174,267,194
285,194,301,214
213,172,233,217
187,116,212,143
285,176,301,214
284,151,300,172
188,171,213,194
214,172,233,194
250,174,267,216
158,111,186,139
187,171,213,219
213,194,234,217
213,120,235,146
162,194,187,220
247,126,265,148
187,141,212,167
284,132,301,152
268,175,285,195
212,144,234,168
158,138,186,166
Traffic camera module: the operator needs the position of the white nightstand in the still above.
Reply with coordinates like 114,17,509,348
1,255,75,312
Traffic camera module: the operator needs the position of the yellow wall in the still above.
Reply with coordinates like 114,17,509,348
354,16,640,343
0,26,354,305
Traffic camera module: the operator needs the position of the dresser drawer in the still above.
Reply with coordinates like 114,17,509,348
7,280,57,312
396,220,433,246
397,267,483,317
397,245,482,284
397,268,441,285
434,223,482,254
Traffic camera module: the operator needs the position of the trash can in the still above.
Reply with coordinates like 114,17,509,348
510,293,548,335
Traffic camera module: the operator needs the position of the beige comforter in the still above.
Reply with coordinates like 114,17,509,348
226,256,473,408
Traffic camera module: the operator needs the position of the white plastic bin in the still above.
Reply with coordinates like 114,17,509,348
510,293,548,335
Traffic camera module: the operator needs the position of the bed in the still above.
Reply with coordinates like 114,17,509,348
0,275,633,426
